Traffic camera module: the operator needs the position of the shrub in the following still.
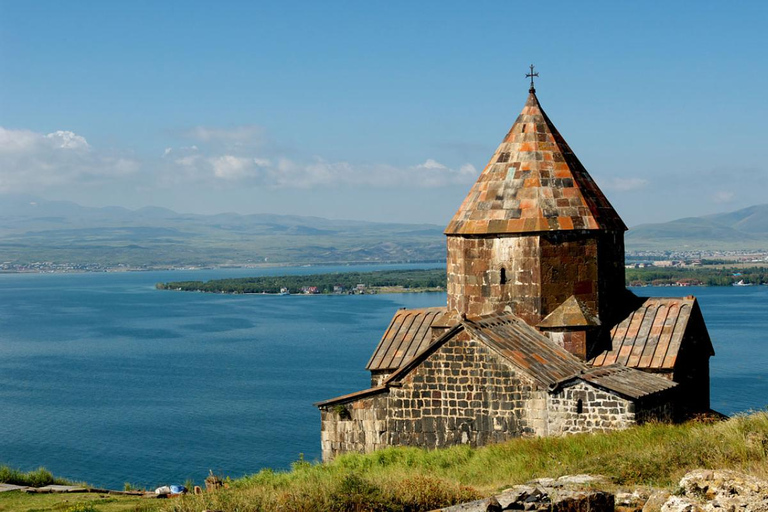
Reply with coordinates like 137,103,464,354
0,465,68,487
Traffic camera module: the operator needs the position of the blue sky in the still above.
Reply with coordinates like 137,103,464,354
1,1,766,226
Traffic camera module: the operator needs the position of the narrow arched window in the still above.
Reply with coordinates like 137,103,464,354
576,399,583,414
500,268,507,285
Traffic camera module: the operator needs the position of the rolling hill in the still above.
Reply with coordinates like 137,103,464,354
0,194,446,267
2,194,766,268
625,204,768,250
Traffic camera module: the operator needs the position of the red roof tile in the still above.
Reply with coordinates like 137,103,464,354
366,307,446,371
462,313,585,387
589,297,713,370
558,364,678,400
445,91,626,235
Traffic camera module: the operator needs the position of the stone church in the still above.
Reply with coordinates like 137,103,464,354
316,80,714,461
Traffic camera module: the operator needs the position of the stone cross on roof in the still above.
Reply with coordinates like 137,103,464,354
526,64,539,93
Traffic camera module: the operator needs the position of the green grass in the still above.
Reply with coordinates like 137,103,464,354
0,466,71,488
0,492,155,512
164,411,768,512
3,412,767,512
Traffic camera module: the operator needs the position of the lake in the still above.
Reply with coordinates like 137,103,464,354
1,265,766,489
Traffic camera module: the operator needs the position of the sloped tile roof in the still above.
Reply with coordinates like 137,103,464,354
589,296,713,370
571,364,677,399
314,385,388,407
538,295,601,328
320,309,686,408
445,91,626,235
366,307,446,371
462,313,586,387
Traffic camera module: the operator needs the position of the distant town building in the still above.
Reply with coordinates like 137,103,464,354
317,81,714,461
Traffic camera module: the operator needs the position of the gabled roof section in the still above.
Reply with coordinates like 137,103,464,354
556,364,678,400
461,313,586,387
445,91,627,235
382,313,586,389
589,296,714,370
366,307,446,371
538,295,601,329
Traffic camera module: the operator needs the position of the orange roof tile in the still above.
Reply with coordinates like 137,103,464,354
445,91,626,235
365,307,446,371
589,297,714,370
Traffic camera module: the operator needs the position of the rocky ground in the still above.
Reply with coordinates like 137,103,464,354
439,470,768,512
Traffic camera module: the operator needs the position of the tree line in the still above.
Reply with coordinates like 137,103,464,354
626,266,768,286
156,268,447,294
156,266,768,294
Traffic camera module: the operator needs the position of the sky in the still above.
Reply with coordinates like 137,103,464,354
1,0,766,227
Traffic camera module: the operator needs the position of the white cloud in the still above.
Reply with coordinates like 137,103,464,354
713,190,735,203
160,133,478,188
601,177,648,192
45,130,90,150
210,155,272,180
417,158,447,170
0,124,479,194
0,127,138,192
184,125,265,146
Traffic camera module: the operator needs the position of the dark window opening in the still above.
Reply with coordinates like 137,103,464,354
500,268,507,285
576,399,583,414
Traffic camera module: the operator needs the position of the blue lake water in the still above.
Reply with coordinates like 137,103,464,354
0,265,766,489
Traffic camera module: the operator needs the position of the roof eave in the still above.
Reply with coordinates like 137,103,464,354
314,386,389,408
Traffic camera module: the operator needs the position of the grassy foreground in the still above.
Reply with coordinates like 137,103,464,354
3,412,767,512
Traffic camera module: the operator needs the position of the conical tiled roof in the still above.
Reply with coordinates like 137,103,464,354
445,91,627,235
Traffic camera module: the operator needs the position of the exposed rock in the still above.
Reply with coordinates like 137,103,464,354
666,469,768,512
439,478,613,512
0,483,30,493
546,490,613,511
486,496,502,512
205,471,223,492
616,490,649,512
660,496,703,512
642,490,671,512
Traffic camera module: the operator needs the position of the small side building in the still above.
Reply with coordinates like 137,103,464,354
318,314,677,461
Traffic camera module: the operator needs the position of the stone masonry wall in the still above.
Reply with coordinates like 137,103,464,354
446,235,541,325
320,394,388,461
635,396,675,425
595,231,626,324
386,331,546,448
546,382,635,435
538,234,600,321
447,231,625,327
370,370,391,387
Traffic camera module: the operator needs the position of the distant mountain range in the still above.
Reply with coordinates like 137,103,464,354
1,194,766,267
625,204,768,251
0,194,445,267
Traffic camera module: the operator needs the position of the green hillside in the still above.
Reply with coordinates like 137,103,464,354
626,204,768,250
3,194,768,267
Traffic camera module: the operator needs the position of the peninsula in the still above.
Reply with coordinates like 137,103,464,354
156,268,446,295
